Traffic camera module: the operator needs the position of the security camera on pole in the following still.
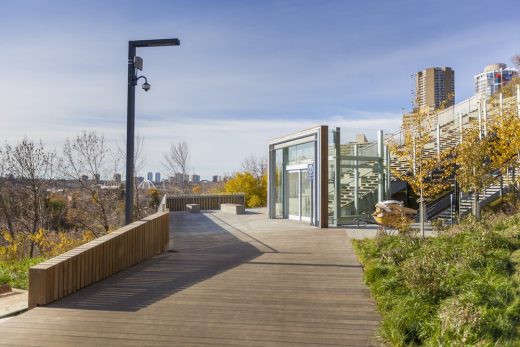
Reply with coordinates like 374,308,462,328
125,39,180,225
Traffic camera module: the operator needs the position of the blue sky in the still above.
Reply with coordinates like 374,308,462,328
2,0,520,179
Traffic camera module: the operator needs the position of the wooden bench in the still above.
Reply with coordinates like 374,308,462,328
186,204,200,213
220,203,245,215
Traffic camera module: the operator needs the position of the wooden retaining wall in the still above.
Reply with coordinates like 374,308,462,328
28,211,169,309
166,194,245,211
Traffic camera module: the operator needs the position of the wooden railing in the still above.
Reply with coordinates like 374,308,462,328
28,211,169,309
166,194,245,211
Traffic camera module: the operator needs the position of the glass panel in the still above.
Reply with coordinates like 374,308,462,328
301,171,311,218
328,128,337,225
275,148,284,218
288,142,315,165
288,171,300,217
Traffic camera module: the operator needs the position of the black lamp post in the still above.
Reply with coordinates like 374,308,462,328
125,38,180,225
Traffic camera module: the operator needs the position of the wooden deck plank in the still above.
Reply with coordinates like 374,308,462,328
0,210,381,346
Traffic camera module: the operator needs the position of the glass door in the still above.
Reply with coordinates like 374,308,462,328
287,170,300,220
286,167,312,222
300,171,311,222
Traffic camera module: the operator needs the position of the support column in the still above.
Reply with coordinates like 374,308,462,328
319,126,329,228
267,147,275,219
478,100,483,139
483,98,488,136
354,143,359,214
517,84,520,117
334,128,341,226
412,137,417,176
377,130,384,203
385,146,391,199
459,112,463,144
436,123,441,158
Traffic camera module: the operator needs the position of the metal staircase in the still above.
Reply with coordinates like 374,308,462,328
388,90,519,225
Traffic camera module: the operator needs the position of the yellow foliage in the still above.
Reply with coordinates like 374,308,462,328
389,108,455,201
224,172,267,207
0,230,21,261
456,124,495,194
488,107,520,185
0,228,95,261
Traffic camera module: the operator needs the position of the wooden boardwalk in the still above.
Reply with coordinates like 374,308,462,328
0,210,381,346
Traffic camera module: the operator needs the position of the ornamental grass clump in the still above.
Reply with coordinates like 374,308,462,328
353,213,520,346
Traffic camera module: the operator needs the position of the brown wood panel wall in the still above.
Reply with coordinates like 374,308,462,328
319,125,329,228
166,195,246,211
28,212,170,309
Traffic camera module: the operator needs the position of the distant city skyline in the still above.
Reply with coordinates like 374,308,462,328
1,1,520,178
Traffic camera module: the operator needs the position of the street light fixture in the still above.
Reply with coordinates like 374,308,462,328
125,38,180,225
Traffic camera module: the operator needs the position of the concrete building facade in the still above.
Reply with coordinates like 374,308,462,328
416,67,455,110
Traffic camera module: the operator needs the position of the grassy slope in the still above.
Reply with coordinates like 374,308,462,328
353,214,520,346
0,257,45,290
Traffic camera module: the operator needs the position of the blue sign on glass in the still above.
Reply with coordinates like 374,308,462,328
307,163,314,181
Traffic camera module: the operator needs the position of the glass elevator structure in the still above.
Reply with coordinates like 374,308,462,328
268,125,390,228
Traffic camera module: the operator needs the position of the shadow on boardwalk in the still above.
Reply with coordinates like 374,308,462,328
51,213,262,312
0,210,381,346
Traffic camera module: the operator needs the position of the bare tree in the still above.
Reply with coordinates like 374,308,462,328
163,141,190,192
1,138,56,257
242,154,267,180
62,131,121,235
512,54,520,69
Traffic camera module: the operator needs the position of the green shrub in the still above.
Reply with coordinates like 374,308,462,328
353,212,520,346
0,257,45,289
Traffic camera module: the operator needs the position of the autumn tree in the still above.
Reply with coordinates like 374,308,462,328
455,125,496,220
389,107,455,235
0,146,16,240
1,138,56,257
224,172,267,207
488,104,520,191
62,131,121,235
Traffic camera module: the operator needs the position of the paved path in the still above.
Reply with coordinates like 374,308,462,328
0,210,380,346
0,289,28,319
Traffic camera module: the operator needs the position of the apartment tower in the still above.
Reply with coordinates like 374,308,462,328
474,63,518,96
416,67,455,111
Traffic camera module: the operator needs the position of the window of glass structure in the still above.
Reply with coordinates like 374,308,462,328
287,142,314,165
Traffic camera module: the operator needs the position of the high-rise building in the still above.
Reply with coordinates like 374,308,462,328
416,67,455,111
191,174,201,183
147,172,153,181
154,172,161,183
474,63,518,96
